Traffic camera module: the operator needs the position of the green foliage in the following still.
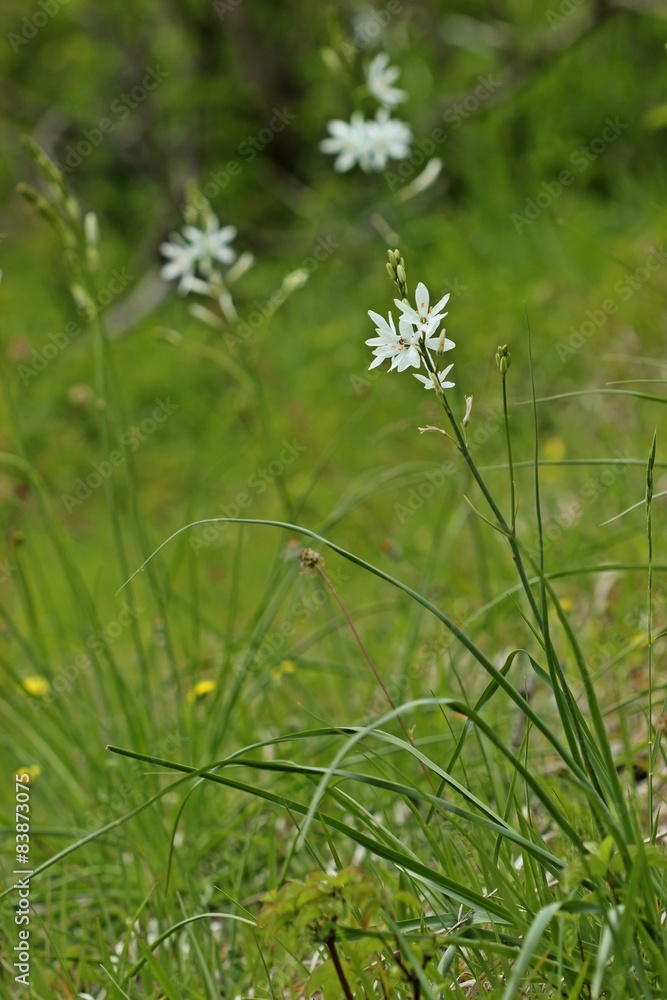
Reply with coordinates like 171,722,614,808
1,2,667,998
259,867,437,998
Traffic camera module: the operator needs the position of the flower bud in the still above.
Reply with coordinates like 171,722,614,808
496,344,511,374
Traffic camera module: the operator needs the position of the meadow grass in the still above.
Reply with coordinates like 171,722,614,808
2,26,667,992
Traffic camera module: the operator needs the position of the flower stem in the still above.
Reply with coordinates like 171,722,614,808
502,373,517,534
325,937,355,1000
419,346,544,631
314,564,437,792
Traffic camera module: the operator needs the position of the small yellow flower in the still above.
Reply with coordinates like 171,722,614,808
543,437,567,462
631,633,649,649
16,765,40,781
22,676,50,698
559,596,575,613
187,679,216,703
272,659,297,681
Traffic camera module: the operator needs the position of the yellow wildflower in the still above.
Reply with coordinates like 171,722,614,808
22,676,50,698
187,679,216,703
16,765,40,781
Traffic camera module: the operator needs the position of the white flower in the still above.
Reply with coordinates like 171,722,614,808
395,281,450,335
414,365,455,391
320,112,375,172
159,237,198,291
367,108,412,169
183,215,237,268
161,215,238,293
425,328,456,354
366,53,407,108
366,310,423,371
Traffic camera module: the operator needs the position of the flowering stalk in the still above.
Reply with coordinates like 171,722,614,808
497,345,517,534
646,431,657,834
366,252,549,637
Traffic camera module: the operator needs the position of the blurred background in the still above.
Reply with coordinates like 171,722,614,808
0,0,665,567
0,1,666,991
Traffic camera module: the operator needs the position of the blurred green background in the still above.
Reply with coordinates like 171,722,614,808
0,0,666,992
1,0,665,625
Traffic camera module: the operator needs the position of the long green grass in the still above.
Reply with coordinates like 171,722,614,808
0,145,665,997
2,6,667,993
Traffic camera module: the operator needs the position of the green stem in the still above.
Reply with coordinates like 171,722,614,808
421,347,544,632
502,373,517,534
646,431,657,838
315,564,437,794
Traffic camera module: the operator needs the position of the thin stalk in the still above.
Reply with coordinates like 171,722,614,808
502,371,517,534
313,562,437,793
420,347,544,634
326,937,355,1000
646,432,657,837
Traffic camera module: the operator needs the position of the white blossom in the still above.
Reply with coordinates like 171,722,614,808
159,238,198,291
182,215,237,270
366,310,423,371
395,281,450,335
367,280,456,389
320,112,375,172
414,365,456,391
321,109,412,173
161,215,238,295
366,53,407,108
367,108,412,169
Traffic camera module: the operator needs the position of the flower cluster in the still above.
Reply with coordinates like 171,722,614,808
320,53,412,173
367,256,455,391
160,213,238,294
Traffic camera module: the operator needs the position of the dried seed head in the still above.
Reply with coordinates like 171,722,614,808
299,547,323,571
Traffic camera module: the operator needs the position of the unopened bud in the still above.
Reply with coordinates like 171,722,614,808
70,283,96,319
462,395,473,428
496,344,511,374
84,212,99,247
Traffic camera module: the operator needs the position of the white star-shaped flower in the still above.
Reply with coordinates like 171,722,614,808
159,237,198,292
414,365,455,391
366,310,423,371
395,281,450,334
367,108,412,170
320,112,375,173
183,215,237,267
366,53,407,108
